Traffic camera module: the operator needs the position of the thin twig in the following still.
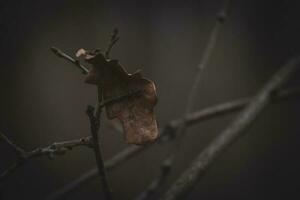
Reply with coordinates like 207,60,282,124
86,85,141,200
0,136,93,181
51,47,89,74
0,131,25,155
105,28,119,59
44,86,300,200
0,89,143,183
45,145,144,200
134,158,172,200
183,0,231,117
86,86,113,200
50,31,138,200
51,29,119,74
51,42,114,198
158,57,300,200
145,1,232,199
165,87,300,134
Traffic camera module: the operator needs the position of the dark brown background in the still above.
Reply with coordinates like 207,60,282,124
0,0,300,199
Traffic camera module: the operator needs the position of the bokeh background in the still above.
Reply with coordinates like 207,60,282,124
1,0,300,199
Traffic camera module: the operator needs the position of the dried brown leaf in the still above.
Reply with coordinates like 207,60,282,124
81,51,158,145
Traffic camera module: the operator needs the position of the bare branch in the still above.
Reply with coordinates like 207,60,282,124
0,90,140,184
148,1,233,199
86,86,142,199
51,47,89,74
105,28,119,59
45,85,300,200
165,87,300,134
158,57,300,200
86,99,113,200
134,158,172,200
45,145,145,200
0,131,25,155
51,28,120,76
0,136,93,181
183,0,231,118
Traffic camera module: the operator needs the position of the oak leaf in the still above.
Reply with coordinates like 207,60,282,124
77,49,159,145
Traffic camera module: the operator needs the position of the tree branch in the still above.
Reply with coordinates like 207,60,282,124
0,136,93,181
86,86,113,200
0,131,25,155
134,158,172,200
183,0,231,117
45,85,300,200
45,145,145,200
105,28,119,59
0,89,142,184
164,86,300,135
158,57,300,200
51,47,89,74
144,1,233,199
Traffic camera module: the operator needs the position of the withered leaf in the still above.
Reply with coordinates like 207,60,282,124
77,49,158,145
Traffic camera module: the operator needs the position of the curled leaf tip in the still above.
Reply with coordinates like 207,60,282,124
76,48,87,58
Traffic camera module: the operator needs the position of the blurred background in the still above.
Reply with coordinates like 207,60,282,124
0,0,300,199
